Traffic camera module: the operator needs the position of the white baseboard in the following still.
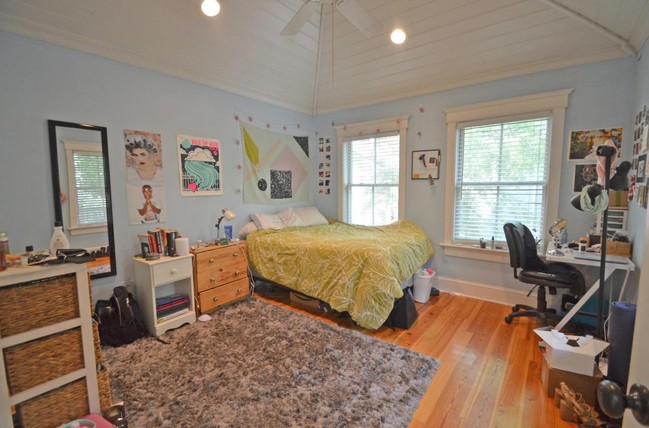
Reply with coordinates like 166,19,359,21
436,275,538,307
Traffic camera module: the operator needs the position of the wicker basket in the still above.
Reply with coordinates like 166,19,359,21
0,273,79,337
97,367,113,412
5,328,84,395
17,378,89,428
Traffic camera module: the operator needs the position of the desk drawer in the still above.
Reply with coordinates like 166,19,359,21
198,277,249,313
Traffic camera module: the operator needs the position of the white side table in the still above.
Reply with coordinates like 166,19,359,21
133,255,196,337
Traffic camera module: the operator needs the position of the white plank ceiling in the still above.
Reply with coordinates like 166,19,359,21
1,0,648,115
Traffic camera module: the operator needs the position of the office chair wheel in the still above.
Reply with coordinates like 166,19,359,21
505,315,513,324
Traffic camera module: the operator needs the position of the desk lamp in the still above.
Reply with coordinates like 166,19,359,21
570,145,630,339
215,208,236,242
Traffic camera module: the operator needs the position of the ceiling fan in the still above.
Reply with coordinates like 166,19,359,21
281,0,383,38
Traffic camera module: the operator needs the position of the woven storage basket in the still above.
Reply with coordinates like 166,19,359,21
0,273,79,337
92,321,102,365
4,328,84,395
17,378,89,428
97,367,112,412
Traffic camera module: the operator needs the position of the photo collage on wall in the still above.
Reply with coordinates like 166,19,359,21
632,105,649,208
124,129,167,225
318,137,332,195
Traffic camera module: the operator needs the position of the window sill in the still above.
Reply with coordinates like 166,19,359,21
440,242,510,264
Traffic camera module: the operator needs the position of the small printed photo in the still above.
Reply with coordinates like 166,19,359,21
573,163,597,192
325,145,331,152
324,171,331,178
325,154,331,161
319,171,324,177
319,162,324,169
325,188,331,195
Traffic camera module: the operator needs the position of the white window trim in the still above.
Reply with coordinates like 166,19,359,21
63,140,108,236
335,116,409,222
442,89,573,263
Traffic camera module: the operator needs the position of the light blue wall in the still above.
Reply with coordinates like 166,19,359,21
316,55,641,297
0,31,316,299
1,29,644,302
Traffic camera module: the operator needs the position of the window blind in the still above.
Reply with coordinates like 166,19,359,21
454,117,550,242
343,132,399,226
72,151,107,226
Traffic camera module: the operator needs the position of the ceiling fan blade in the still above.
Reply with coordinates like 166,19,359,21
281,1,319,36
335,0,383,38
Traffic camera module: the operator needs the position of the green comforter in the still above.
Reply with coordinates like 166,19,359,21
247,220,433,329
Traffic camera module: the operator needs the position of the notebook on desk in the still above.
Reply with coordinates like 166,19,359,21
572,252,630,264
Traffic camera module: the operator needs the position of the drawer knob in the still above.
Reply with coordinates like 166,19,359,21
170,268,177,275
233,252,239,257
219,268,224,272
210,278,216,282
209,258,215,263
213,296,219,302
234,271,240,276
236,288,242,294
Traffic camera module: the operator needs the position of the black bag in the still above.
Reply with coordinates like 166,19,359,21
384,287,418,329
94,286,147,347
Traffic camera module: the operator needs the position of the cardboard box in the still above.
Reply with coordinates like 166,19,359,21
606,240,631,257
540,352,603,406
608,190,629,208
535,329,609,376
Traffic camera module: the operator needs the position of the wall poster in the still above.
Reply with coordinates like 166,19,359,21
124,129,166,224
177,134,222,196
568,128,623,160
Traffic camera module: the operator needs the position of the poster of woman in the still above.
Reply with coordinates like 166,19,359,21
124,129,167,224
177,134,222,196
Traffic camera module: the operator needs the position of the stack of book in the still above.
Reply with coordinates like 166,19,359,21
138,228,178,257
156,294,191,323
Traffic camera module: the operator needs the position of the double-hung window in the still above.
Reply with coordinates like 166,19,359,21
442,90,572,260
63,140,108,235
455,116,550,242
336,117,408,226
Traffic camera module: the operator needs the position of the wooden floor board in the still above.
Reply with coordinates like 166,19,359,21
255,290,577,428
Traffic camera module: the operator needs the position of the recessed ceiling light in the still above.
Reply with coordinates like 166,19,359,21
391,28,406,45
201,0,221,17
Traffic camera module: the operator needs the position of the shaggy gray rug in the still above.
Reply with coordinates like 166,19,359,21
102,298,439,427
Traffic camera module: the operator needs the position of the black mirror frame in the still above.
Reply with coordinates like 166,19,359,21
47,119,117,279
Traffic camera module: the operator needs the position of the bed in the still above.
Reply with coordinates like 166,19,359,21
245,217,434,329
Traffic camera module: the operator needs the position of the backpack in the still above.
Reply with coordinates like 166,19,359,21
384,287,418,329
94,286,147,347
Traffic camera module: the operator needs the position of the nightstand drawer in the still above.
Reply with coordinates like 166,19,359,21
198,277,249,313
151,259,192,285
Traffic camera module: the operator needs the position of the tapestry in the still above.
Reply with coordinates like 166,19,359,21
241,124,310,204
177,134,222,196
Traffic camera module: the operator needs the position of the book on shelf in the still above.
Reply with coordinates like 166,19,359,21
157,301,190,317
157,308,190,323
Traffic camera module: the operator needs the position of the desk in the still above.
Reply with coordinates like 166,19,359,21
545,249,635,332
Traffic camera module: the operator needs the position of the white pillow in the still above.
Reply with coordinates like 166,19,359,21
276,207,305,227
237,222,258,239
294,206,328,226
250,212,285,231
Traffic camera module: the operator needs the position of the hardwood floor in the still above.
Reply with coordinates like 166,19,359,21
255,290,579,428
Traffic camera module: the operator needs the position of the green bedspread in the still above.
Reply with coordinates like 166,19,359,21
247,220,433,329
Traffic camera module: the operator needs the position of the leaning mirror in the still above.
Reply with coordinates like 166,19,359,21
48,120,116,279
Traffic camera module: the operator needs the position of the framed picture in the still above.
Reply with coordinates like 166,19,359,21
412,149,440,180
568,128,623,160
638,153,647,181
573,163,597,192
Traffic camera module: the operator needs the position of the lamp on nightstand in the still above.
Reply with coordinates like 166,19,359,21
215,208,236,242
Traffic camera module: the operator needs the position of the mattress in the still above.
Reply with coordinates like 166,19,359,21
246,220,433,329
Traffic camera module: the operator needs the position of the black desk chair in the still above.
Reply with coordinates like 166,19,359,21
503,222,585,326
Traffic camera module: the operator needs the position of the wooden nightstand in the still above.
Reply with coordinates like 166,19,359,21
191,242,250,314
